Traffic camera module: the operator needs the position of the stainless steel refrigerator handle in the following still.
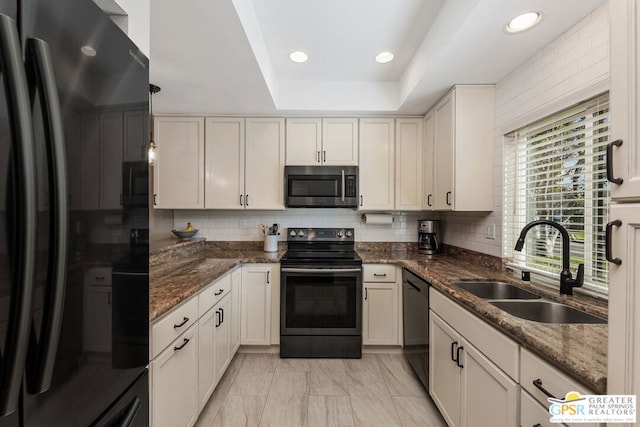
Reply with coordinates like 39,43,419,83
281,268,362,273
0,13,38,417
24,37,69,395
341,170,345,202
129,165,133,200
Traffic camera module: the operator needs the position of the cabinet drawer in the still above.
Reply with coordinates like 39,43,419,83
430,288,519,379
151,297,198,359
85,267,112,285
521,347,595,407
363,264,396,282
199,273,231,315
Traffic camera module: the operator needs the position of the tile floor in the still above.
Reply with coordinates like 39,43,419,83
195,353,447,427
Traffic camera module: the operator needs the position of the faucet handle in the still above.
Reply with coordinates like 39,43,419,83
575,264,584,287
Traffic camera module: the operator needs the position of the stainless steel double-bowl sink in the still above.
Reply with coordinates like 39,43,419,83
451,281,606,324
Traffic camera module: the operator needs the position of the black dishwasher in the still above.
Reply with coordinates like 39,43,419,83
402,268,430,390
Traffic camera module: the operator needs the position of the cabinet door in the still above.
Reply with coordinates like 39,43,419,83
285,118,322,165
245,118,285,210
608,204,640,396
322,118,358,165
197,308,216,411
100,112,124,209
359,118,395,210
241,265,272,345
434,92,454,211
423,111,435,210
83,285,112,352
395,118,424,211
151,325,198,427
214,295,231,382
230,268,242,354
153,116,205,209
362,282,398,345
124,109,148,161
610,0,640,201
205,117,245,209
460,338,518,427
429,311,461,427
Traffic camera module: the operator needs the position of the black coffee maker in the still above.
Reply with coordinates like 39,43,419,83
418,220,441,255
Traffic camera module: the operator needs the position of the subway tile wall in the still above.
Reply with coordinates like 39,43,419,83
440,3,609,258
174,209,439,242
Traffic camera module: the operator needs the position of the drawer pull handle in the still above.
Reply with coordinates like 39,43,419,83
533,379,556,399
173,317,189,328
173,337,190,351
373,273,387,277
456,346,464,368
450,341,458,362
95,276,105,280
533,424,542,427
214,289,224,296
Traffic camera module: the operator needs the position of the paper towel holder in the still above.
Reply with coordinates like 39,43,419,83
361,213,394,224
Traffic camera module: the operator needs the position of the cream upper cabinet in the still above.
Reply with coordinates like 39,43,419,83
358,118,395,210
395,118,424,211
609,0,640,201
286,118,358,165
205,117,245,209
423,111,435,210
245,118,285,209
153,116,205,209
205,117,284,210
431,85,495,211
285,118,322,165
322,118,359,165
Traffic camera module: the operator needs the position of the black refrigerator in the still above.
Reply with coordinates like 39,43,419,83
0,0,149,426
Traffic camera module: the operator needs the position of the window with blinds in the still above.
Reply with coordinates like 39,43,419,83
504,93,610,294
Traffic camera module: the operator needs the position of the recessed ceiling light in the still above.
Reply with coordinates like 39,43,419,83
375,51,394,64
80,45,97,57
505,11,543,33
289,51,309,63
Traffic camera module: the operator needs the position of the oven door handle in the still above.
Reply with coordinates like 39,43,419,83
341,169,345,202
281,268,362,273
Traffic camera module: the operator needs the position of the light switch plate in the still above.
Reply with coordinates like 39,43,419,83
486,224,496,240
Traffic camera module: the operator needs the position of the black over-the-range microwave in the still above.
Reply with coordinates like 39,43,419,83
284,165,358,208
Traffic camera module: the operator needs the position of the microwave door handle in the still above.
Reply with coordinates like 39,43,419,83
129,166,133,199
341,170,345,202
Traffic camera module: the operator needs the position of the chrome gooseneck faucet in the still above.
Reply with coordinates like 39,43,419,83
514,220,584,296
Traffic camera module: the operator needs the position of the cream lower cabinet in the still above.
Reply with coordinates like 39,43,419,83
362,265,399,345
230,268,242,353
241,264,277,345
151,324,198,427
429,288,518,427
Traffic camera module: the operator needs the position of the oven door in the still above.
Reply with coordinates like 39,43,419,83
280,267,362,336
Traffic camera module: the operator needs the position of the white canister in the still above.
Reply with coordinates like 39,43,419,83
264,235,278,252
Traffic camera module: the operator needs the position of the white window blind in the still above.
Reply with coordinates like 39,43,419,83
504,94,610,295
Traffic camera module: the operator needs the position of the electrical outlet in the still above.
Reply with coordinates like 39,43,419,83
486,224,496,240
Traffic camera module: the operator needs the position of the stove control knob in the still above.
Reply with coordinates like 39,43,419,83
289,230,297,237
346,230,352,237
297,230,306,238
337,230,345,238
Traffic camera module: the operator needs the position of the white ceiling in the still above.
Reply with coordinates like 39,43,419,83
149,0,606,116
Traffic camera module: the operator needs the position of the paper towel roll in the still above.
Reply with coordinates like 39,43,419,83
362,213,393,225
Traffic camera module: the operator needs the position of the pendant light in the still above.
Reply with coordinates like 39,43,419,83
148,83,161,164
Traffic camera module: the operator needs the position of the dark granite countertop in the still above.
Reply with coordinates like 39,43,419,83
149,242,607,394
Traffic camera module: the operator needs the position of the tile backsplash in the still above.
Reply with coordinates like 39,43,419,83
174,209,438,242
